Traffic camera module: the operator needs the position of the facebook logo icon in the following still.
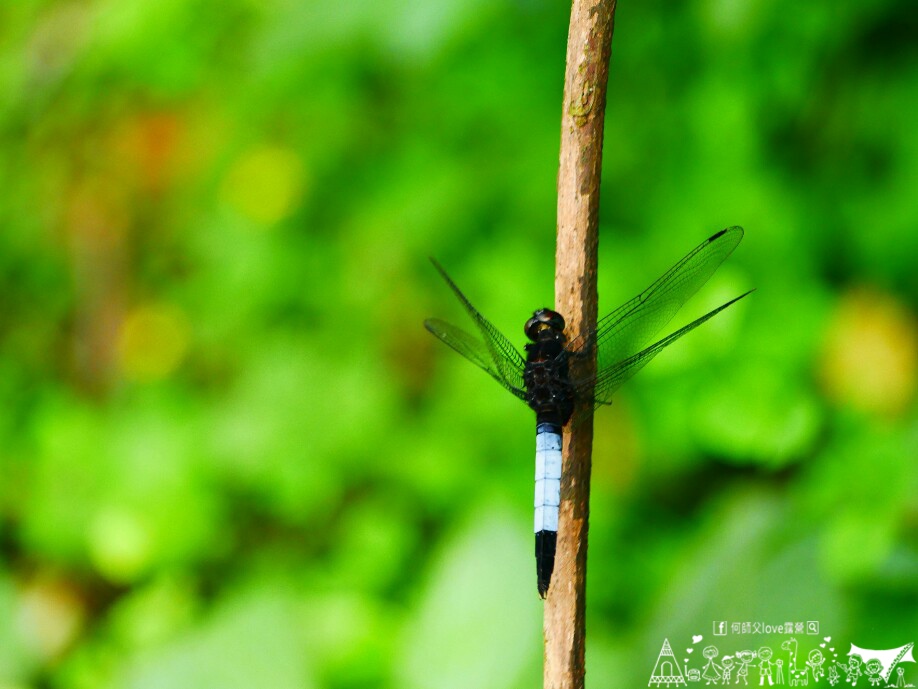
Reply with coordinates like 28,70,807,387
713,621,728,636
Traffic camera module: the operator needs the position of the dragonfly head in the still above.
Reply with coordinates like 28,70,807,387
525,309,566,342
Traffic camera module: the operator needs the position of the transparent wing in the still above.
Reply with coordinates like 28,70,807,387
425,259,527,399
583,290,753,405
570,226,744,378
424,318,527,399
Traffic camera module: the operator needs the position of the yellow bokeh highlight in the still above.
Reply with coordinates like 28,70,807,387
16,576,86,660
820,288,918,417
221,145,305,226
117,303,190,382
88,508,153,584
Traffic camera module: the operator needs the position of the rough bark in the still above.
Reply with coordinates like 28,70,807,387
544,2,617,688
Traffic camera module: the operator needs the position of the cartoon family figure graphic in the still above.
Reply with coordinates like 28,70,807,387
863,658,883,686
844,654,863,685
733,647,776,686
758,647,775,685
695,646,780,686
702,646,722,685
735,649,755,685
722,658,735,684
649,637,916,688
807,649,826,682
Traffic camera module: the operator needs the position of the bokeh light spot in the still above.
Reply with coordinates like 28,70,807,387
821,511,894,583
221,145,305,226
820,288,918,417
88,508,153,584
701,0,758,37
16,576,86,661
117,303,190,382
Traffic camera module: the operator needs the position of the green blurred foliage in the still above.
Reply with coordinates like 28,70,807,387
0,0,916,687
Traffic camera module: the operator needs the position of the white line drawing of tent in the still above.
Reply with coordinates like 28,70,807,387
848,642,915,683
649,638,688,687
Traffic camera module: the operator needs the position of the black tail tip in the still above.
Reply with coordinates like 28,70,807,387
535,529,557,600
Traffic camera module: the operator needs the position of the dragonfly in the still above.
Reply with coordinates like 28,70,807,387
425,226,751,598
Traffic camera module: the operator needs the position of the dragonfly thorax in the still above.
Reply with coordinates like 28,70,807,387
523,322,575,426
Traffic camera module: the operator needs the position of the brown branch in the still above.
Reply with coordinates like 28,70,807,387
545,2,617,688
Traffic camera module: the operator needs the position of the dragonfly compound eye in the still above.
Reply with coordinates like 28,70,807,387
525,309,567,341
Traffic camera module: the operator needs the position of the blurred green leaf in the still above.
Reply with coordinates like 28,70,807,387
398,506,541,689
115,589,312,689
